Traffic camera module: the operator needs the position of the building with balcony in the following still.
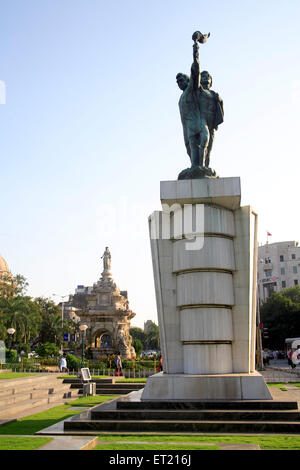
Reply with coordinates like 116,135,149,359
258,241,300,303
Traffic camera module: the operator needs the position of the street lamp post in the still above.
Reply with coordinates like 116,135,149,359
79,324,88,369
7,328,15,362
52,294,69,326
52,294,69,351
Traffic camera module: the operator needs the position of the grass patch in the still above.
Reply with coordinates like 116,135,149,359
115,378,146,383
94,442,219,450
96,434,300,450
69,395,119,407
0,436,52,450
267,382,300,387
0,373,37,380
0,395,118,435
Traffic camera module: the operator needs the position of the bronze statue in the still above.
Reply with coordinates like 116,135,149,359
177,31,224,179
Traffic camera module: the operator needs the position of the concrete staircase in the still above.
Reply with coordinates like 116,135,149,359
62,378,144,395
64,397,300,434
0,374,80,419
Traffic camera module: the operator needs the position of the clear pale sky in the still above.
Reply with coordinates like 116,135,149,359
1,0,299,328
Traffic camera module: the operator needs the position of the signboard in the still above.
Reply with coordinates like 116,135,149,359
80,368,91,382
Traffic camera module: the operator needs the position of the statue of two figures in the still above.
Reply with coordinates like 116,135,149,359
177,31,224,179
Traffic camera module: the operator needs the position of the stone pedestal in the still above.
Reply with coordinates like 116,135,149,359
142,177,271,401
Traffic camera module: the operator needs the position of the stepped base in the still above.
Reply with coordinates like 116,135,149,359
64,419,300,434
141,372,272,401
62,391,299,434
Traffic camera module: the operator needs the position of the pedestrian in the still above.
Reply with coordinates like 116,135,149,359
158,355,163,372
59,352,69,373
288,349,296,369
115,352,122,376
292,345,300,369
263,350,269,366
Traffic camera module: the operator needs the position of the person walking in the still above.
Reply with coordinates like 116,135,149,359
288,349,296,369
158,355,163,372
115,352,122,376
59,353,69,373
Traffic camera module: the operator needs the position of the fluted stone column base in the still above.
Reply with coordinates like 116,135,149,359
143,177,272,402
141,371,272,401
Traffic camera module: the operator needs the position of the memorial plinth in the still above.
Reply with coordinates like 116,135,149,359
142,177,271,401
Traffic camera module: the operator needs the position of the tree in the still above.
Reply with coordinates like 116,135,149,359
0,273,29,298
36,342,59,358
132,338,143,357
130,322,160,351
0,273,15,298
145,321,160,350
0,295,41,348
260,287,300,349
36,301,63,346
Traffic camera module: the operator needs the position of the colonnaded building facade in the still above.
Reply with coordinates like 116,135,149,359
258,240,300,303
65,247,136,359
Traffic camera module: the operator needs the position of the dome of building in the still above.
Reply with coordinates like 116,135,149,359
0,254,10,275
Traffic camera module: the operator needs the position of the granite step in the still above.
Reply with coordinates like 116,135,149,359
117,400,299,411
63,418,300,434
69,383,144,390
63,378,117,384
77,388,143,395
90,408,300,422
66,380,144,395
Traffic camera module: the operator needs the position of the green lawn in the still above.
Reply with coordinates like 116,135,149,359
115,378,147,383
0,372,37,379
267,382,300,388
95,434,300,450
0,436,52,450
67,395,120,407
94,442,219,450
0,395,119,436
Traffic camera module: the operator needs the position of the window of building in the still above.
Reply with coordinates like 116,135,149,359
294,280,299,286
293,266,298,274
280,255,284,262
281,267,285,275
282,280,286,288
265,269,272,277
292,254,296,260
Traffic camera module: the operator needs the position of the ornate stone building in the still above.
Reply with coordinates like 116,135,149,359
69,248,136,359
0,254,10,279
0,254,13,295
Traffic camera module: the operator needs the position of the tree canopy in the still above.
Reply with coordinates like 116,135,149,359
130,321,160,351
0,274,78,353
260,286,300,349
